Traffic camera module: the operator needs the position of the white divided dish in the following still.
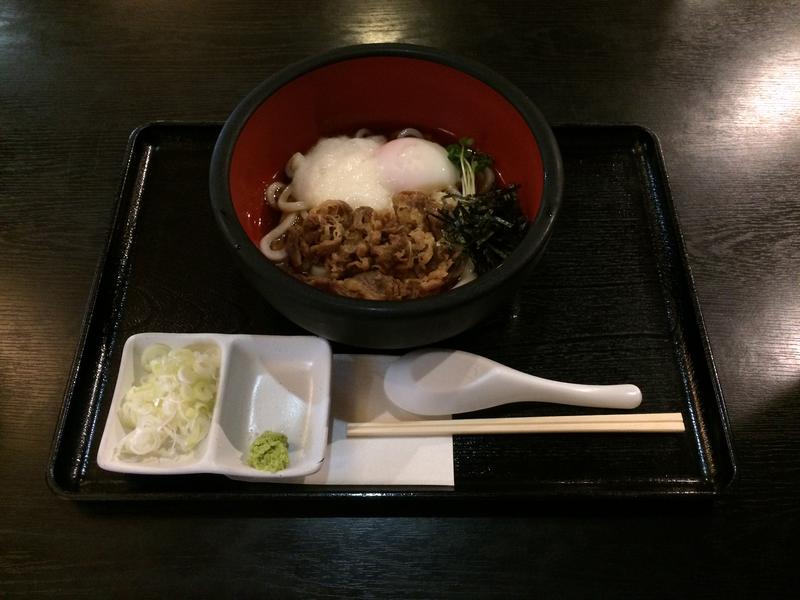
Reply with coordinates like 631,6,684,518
96,333,332,480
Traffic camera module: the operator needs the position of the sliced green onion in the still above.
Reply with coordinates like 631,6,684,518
115,343,220,462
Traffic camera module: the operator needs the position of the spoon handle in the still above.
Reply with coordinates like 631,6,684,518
504,371,642,410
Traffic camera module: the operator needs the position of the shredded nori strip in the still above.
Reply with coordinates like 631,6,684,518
435,184,528,275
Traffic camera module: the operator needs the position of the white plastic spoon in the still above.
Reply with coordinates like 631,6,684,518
384,349,642,415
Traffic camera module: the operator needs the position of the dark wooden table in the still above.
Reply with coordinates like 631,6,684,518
3,2,798,596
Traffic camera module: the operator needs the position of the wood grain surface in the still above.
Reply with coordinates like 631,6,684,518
2,1,799,597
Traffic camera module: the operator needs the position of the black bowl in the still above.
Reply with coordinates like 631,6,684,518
210,43,562,349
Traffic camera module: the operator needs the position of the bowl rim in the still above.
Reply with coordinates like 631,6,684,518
209,43,563,317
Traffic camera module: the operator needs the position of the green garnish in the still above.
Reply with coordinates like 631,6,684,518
248,431,289,472
446,137,493,197
438,184,528,275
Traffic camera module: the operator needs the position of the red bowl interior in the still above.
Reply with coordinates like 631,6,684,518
229,56,544,245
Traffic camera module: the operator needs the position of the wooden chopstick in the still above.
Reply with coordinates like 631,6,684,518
346,412,685,437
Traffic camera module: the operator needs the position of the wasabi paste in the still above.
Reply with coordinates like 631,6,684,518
247,431,289,472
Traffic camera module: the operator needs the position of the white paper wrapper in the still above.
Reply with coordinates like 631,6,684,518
300,354,454,486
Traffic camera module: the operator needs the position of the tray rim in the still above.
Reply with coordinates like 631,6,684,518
46,123,150,499
628,123,738,490
46,121,738,502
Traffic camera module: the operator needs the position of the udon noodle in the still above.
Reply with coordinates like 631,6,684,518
258,129,524,300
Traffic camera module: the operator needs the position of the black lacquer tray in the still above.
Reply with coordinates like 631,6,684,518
47,123,736,505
